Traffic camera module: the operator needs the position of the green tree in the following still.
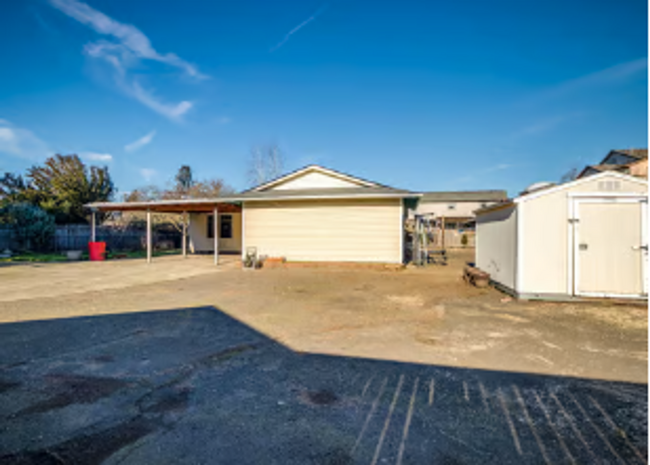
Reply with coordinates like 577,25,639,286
1,203,55,251
27,154,115,224
174,165,193,195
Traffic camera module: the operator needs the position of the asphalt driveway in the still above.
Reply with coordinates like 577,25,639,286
0,307,646,464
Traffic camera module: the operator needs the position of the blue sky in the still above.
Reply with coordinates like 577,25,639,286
0,0,646,197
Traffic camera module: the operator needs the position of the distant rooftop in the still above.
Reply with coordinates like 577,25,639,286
420,190,508,202
614,148,648,160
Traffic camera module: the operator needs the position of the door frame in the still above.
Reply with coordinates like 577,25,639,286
569,194,647,299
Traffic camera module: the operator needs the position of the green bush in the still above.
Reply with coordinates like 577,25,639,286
1,203,55,252
461,233,468,247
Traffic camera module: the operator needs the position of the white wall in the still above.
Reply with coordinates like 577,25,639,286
188,212,242,253
412,200,493,219
519,173,648,295
271,171,362,190
476,205,517,291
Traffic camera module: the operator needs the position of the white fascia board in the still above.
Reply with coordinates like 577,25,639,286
514,171,648,204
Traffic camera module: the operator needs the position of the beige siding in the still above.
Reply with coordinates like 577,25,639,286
476,206,517,290
519,174,647,295
243,199,402,262
189,212,242,253
271,171,363,190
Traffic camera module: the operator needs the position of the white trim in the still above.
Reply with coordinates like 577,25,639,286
515,203,523,293
87,192,419,211
213,207,219,265
241,203,247,261
250,165,380,191
572,200,581,296
567,194,574,295
642,200,648,295
577,292,647,299
398,200,403,263
569,192,648,198
573,196,647,297
514,171,648,204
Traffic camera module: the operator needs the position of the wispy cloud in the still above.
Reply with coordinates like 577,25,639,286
507,113,581,142
453,163,514,184
215,116,231,125
82,152,112,162
125,130,156,152
0,120,51,161
270,4,328,52
49,0,205,120
521,58,647,106
140,168,157,182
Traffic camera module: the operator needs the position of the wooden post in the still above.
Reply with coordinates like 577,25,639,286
441,216,445,250
182,211,187,258
91,210,96,242
146,209,152,263
213,207,219,265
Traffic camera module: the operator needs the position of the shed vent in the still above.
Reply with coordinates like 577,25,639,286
597,181,621,192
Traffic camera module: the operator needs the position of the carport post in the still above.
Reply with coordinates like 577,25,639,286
146,209,152,263
213,206,219,265
182,211,187,258
91,210,96,242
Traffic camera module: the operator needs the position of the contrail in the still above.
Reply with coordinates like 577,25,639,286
270,4,328,52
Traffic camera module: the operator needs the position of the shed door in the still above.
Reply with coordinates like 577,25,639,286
575,200,646,297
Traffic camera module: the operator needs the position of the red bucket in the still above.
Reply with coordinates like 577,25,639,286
88,241,106,261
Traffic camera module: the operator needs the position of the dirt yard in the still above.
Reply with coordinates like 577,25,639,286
0,250,646,384
1,251,647,464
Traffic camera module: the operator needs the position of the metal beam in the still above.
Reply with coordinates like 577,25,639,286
146,209,152,263
213,207,219,265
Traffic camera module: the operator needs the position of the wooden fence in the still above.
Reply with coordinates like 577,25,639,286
0,224,181,252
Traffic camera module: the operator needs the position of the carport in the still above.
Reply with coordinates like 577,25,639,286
87,199,242,264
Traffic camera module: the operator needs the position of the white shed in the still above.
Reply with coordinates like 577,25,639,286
476,171,648,300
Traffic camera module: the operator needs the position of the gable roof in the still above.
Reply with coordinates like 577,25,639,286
420,190,508,202
475,171,648,216
577,163,627,178
600,148,648,165
246,165,388,192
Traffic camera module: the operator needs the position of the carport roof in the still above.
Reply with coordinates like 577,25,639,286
86,187,420,212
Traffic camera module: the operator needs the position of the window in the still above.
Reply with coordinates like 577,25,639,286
221,215,233,239
447,204,456,210
207,215,214,239
207,215,233,239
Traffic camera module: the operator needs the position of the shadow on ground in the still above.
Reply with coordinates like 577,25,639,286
0,307,646,464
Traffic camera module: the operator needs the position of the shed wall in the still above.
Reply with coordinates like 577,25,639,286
476,205,517,291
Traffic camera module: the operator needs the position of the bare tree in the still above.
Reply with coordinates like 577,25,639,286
559,167,579,184
247,144,284,187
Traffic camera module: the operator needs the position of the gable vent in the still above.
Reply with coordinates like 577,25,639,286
598,181,621,192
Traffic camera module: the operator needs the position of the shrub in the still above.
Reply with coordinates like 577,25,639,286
1,203,55,252
461,233,468,247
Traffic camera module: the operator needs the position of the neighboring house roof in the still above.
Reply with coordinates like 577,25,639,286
419,190,508,203
608,148,648,161
245,164,388,192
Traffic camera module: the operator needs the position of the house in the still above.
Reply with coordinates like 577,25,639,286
475,171,648,300
413,190,508,226
578,149,648,179
88,165,420,265
409,190,507,247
